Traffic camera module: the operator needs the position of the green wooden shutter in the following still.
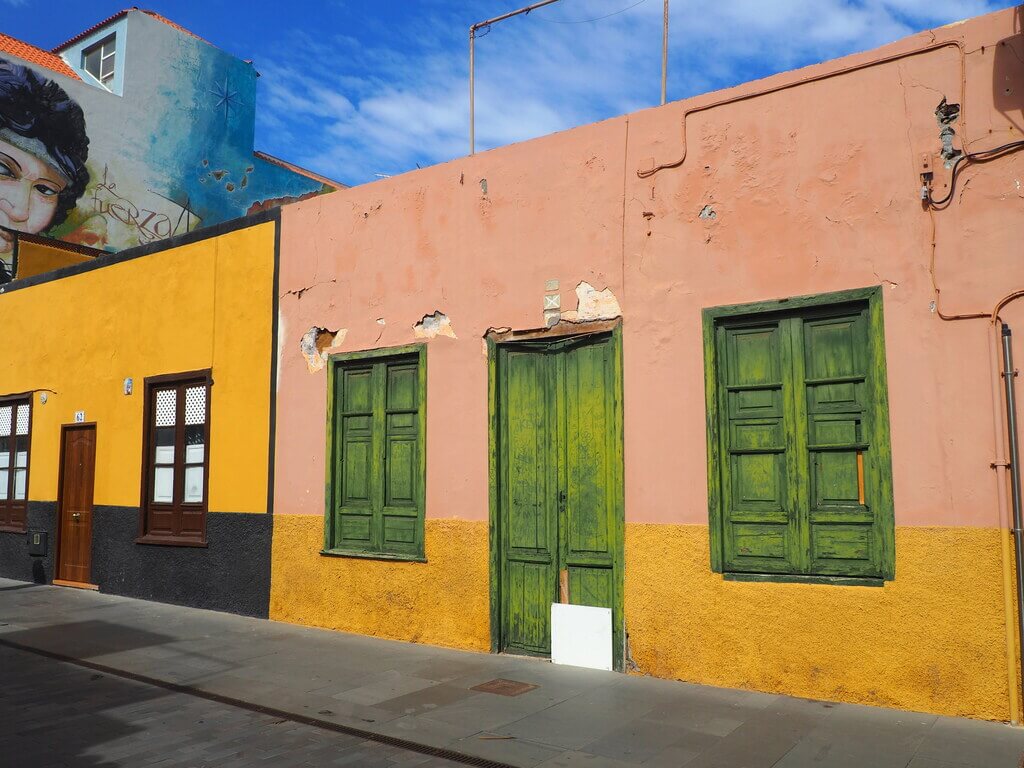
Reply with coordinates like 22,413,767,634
335,364,376,551
381,360,423,556
562,336,618,614
330,349,425,560
709,290,894,581
718,322,801,574
500,347,557,655
800,310,884,578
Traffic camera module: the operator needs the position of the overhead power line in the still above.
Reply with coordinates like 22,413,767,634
532,0,650,25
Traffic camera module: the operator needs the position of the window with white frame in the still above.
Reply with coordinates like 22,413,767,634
82,34,116,86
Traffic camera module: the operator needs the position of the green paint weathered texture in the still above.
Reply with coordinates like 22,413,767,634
704,287,894,582
323,345,427,561
490,329,625,669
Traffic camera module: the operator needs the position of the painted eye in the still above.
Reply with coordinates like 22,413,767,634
0,164,14,179
34,184,59,197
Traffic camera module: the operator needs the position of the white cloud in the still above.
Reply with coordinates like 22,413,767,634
255,0,1011,185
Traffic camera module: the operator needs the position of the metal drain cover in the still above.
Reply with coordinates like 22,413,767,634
471,678,538,697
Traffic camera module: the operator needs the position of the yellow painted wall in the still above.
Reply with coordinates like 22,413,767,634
270,515,491,651
271,517,1012,720
625,524,1012,721
0,221,276,513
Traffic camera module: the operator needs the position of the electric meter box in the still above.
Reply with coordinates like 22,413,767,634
27,531,47,557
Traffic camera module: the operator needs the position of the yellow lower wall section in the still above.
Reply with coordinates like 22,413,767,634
626,525,1012,721
271,518,1012,720
270,515,490,651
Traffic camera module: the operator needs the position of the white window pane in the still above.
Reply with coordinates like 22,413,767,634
14,451,26,469
156,390,177,427
184,466,204,503
83,48,100,78
185,443,205,464
0,406,10,438
13,469,25,500
15,405,28,435
153,466,174,503
155,445,175,464
0,451,8,469
185,386,206,425
0,470,7,500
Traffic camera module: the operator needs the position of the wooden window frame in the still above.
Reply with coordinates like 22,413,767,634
703,286,895,586
323,344,427,562
137,370,212,547
0,393,32,534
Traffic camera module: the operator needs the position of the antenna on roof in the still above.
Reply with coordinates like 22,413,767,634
468,0,563,156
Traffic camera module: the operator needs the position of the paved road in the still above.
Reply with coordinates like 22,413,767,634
4,580,1024,767
0,645,464,768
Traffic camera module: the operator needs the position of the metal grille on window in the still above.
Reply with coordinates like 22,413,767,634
185,385,206,425
15,405,28,436
0,406,10,438
155,390,176,426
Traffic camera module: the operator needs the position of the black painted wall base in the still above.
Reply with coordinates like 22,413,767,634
0,505,272,619
0,502,56,584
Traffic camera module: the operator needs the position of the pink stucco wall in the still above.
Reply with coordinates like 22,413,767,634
276,6,1024,529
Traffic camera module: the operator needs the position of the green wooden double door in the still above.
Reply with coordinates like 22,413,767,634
493,330,624,670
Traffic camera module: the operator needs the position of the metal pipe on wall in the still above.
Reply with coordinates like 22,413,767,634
1001,323,1024,712
661,0,668,105
469,28,475,155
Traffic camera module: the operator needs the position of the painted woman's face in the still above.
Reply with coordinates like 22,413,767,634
0,137,68,255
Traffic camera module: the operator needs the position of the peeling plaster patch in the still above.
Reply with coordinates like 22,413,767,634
480,178,488,196
935,98,963,167
483,327,511,356
699,204,717,220
413,311,457,339
300,326,347,373
560,282,622,323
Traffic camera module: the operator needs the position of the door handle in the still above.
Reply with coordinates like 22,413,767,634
558,490,567,513
71,512,81,520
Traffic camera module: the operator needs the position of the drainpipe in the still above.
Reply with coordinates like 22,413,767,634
1001,323,1024,716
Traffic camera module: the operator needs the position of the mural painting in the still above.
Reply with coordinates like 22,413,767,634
0,58,90,283
0,10,338,284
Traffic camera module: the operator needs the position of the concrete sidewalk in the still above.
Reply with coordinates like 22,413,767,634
1,579,1022,768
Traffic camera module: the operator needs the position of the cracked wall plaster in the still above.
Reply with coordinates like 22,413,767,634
560,282,622,323
699,204,718,220
299,326,347,373
413,311,457,339
935,98,963,167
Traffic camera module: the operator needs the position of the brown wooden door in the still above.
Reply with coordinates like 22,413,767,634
57,425,96,585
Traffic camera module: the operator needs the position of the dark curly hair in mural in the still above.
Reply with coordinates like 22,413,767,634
0,58,90,230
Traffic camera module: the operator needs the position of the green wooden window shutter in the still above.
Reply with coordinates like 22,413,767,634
707,289,894,582
327,348,426,560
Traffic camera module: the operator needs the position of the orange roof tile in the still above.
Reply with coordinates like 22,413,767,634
0,32,80,79
51,8,211,53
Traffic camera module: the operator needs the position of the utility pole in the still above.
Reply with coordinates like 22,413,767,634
469,0,564,155
661,0,668,105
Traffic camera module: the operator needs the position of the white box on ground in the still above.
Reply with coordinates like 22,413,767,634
550,603,613,671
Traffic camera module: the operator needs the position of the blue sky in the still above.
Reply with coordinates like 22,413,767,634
2,0,1014,185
